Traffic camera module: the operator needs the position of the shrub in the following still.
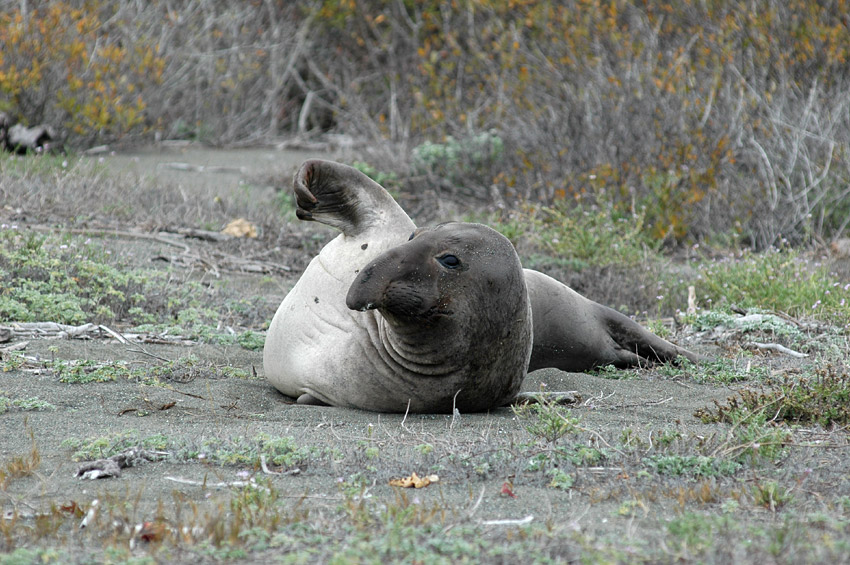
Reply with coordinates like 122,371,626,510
311,0,850,247
0,2,164,142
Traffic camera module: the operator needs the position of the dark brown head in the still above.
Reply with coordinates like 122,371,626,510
346,222,533,411
346,222,524,324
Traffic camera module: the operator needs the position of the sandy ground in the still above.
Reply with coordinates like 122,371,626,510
2,145,849,562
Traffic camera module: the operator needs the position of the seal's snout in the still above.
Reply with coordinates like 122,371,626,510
346,265,381,312
346,244,438,318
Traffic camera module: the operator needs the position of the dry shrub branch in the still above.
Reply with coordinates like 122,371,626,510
2,0,849,247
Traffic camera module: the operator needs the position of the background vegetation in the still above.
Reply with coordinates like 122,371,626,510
2,0,849,248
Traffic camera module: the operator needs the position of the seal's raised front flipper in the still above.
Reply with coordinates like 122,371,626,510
293,159,413,237
524,269,696,372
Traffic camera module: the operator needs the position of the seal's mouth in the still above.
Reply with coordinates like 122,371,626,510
346,235,450,320
347,280,451,320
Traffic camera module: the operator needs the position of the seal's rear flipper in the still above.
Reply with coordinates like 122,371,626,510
525,269,697,372
293,159,413,237
600,305,699,367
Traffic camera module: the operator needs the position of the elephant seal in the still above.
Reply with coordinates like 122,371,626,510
264,160,696,413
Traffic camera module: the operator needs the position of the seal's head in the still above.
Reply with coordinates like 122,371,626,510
347,222,524,323
346,222,532,411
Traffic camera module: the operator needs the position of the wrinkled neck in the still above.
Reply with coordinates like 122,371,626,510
377,313,466,376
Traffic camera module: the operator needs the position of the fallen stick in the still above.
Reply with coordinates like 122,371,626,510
76,448,169,480
1,322,100,339
746,342,808,358
98,325,128,344
164,476,268,490
0,341,29,354
160,162,247,174
25,224,293,273
260,454,301,476
611,396,674,409
481,515,534,527
163,227,233,243
25,224,193,253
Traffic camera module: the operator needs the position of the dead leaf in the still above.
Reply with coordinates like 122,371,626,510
389,472,440,488
60,502,82,516
221,218,257,238
159,401,176,410
500,481,517,498
138,521,168,542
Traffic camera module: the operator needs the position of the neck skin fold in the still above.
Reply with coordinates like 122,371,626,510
376,312,466,377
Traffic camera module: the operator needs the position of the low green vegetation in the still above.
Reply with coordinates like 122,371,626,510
0,395,56,414
61,431,313,470
352,160,400,192
697,363,850,428
690,249,850,325
659,358,770,385
483,202,657,270
412,131,504,194
474,201,850,322
695,402,791,464
0,228,267,349
131,308,266,350
45,356,251,385
513,396,583,445
0,354,251,386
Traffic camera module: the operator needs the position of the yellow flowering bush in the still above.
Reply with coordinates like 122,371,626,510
0,2,163,141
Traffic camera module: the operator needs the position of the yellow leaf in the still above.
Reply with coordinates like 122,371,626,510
222,218,258,238
389,472,440,488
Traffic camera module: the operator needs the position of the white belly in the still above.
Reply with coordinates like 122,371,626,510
263,229,412,407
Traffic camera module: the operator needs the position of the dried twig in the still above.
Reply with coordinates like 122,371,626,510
76,448,169,480
260,454,301,476
0,340,29,354
481,515,534,527
98,325,128,344
746,342,809,358
611,396,674,409
165,476,270,491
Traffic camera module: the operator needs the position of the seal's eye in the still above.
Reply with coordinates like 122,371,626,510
408,231,416,241
437,254,461,269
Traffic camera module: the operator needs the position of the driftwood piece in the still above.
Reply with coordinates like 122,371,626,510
745,342,809,358
9,123,55,151
26,224,291,274
160,162,246,174
0,341,29,357
162,227,233,243
0,322,100,339
0,111,62,153
76,447,169,480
